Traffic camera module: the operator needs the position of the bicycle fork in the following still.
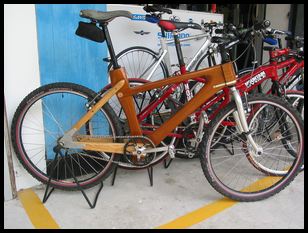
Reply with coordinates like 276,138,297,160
230,87,263,156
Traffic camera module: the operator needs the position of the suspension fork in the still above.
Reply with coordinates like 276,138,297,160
230,87,263,155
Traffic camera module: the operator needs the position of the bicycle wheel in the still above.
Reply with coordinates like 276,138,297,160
285,90,304,121
108,46,168,81
11,82,123,191
284,90,304,171
198,94,304,201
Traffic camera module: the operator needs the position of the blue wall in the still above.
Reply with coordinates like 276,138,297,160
35,4,108,92
35,4,108,159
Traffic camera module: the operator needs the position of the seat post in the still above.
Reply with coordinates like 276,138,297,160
101,23,120,69
173,32,185,68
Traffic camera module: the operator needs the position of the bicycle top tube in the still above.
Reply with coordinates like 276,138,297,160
165,32,211,44
235,56,303,93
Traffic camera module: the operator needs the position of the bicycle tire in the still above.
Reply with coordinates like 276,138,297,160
198,94,304,201
108,46,168,81
11,82,123,191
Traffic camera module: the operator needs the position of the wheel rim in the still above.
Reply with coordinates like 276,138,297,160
111,49,166,81
205,99,303,199
15,88,117,188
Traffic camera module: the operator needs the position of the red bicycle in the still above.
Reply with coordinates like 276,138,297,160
100,20,304,173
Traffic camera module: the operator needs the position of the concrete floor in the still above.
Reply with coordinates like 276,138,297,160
4,158,304,229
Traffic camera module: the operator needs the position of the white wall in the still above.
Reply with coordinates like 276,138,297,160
4,4,41,190
263,4,291,63
108,4,223,74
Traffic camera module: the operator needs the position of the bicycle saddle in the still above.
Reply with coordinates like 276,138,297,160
143,4,172,14
158,20,202,31
80,10,132,22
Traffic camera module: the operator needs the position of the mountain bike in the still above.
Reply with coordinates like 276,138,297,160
11,10,304,202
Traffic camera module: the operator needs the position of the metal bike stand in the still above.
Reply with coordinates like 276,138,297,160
163,158,173,169
42,146,104,209
110,164,118,186
220,142,235,156
147,166,153,186
111,164,154,186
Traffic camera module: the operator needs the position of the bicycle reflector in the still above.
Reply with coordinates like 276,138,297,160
145,14,160,24
263,37,278,46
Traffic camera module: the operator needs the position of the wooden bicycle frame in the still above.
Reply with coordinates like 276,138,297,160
60,62,237,153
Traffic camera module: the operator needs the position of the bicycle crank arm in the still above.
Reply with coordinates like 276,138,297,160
142,146,169,154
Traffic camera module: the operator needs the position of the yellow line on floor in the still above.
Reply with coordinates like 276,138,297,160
18,188,60,229
156,175,282,229
156,197,237,229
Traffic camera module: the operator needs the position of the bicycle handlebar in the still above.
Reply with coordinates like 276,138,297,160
213,20,272,48
265,28,292,36
253,20,271,30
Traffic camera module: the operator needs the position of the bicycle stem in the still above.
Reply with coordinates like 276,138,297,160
230,87,263,155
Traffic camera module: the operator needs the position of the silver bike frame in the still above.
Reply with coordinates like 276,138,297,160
144,31,215,80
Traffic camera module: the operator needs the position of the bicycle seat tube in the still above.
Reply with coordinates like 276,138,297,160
159,27,172,77
101,22,143,136
101,22,120,69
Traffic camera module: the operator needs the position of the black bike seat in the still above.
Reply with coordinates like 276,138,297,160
80,10,132,23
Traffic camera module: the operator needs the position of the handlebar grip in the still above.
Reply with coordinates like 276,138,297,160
284,30,293,36
215,28,224,34
285,36,293,41
263,37,278,46
254,20,271,30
